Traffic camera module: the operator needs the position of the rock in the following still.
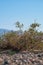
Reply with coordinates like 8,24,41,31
0,51,43,65
0,58,3,65
2,59,9,65
0,58,3,62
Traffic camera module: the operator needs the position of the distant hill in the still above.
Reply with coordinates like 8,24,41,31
0,29,23,36
0,29,11,35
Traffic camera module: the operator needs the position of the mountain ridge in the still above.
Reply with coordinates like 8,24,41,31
0,28,11,35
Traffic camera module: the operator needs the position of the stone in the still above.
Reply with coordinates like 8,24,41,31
0,51,43,65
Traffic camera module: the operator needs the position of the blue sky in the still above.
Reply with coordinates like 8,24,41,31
0,0,43,31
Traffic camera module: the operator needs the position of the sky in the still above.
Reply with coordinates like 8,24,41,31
0,0,43,31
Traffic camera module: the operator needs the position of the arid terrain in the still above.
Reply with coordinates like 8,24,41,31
0,51,43,65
